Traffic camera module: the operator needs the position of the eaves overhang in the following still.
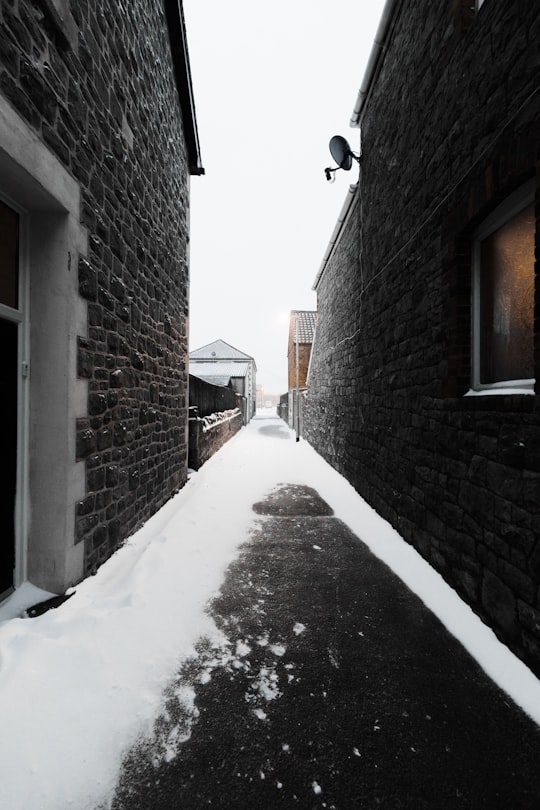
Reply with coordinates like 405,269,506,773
164,0,205,176
313,183,357,291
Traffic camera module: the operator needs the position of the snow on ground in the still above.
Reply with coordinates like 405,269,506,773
0,410,539,810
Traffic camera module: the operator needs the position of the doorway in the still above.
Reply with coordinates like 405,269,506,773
0,318,17,594
0,197,19,596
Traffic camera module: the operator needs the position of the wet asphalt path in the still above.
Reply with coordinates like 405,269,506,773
110,484,540,809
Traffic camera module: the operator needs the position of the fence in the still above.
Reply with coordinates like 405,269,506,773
189,374,239,417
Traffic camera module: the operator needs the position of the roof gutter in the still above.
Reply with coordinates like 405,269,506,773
349,0,401,128
314,1,400,290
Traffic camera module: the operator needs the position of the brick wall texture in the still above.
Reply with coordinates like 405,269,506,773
304,0,540,675
0,0,193,574
288,343,311,391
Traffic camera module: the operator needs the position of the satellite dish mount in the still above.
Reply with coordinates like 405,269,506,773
324,135,360,182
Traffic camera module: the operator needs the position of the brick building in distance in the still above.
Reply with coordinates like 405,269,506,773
288,310,316,433
0,0,203,603
304,1,540,676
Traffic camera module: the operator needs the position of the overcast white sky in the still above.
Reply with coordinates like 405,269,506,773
183,1,387,395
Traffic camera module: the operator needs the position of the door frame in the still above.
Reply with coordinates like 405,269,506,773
0,93,88,595
0,193,29,594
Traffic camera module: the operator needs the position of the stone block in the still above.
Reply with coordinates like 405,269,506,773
481,570,519,639
517,600,540,640
498,559,535,604
76,423,96,460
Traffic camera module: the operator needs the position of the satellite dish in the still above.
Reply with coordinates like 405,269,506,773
329,135,353,171
324,135,360,181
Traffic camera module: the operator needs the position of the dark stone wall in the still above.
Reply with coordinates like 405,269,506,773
188,409,243,471
0,0,192,573
305,0,540,675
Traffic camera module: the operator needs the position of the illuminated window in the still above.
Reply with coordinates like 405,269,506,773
472,183,535,392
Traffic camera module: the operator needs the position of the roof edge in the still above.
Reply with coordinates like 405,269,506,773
189,339,255,362
349,0,402,128
312,184,358,291
164,0,205,176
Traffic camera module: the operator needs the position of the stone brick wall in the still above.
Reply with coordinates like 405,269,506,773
304,0,540,675
188,409,243,471
0,0,194,575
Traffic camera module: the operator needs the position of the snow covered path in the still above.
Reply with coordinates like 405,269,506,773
0,412,539,810
110,482,540,809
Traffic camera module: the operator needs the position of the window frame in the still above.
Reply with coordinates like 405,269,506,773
470,180,536,395
0,91,87,592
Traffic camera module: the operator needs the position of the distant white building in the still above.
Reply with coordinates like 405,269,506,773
189,339,257,422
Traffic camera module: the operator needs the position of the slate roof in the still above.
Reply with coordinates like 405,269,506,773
189,339,255,362
190,374,231,387
290,311,317,344
190,361,250,381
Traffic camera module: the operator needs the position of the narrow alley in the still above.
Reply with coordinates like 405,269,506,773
1,3,538,808
2,414,540,810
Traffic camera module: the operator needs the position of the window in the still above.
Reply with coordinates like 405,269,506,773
472,182,536,393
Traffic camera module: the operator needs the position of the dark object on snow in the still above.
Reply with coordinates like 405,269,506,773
25,592,75,618
252,483,334,517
